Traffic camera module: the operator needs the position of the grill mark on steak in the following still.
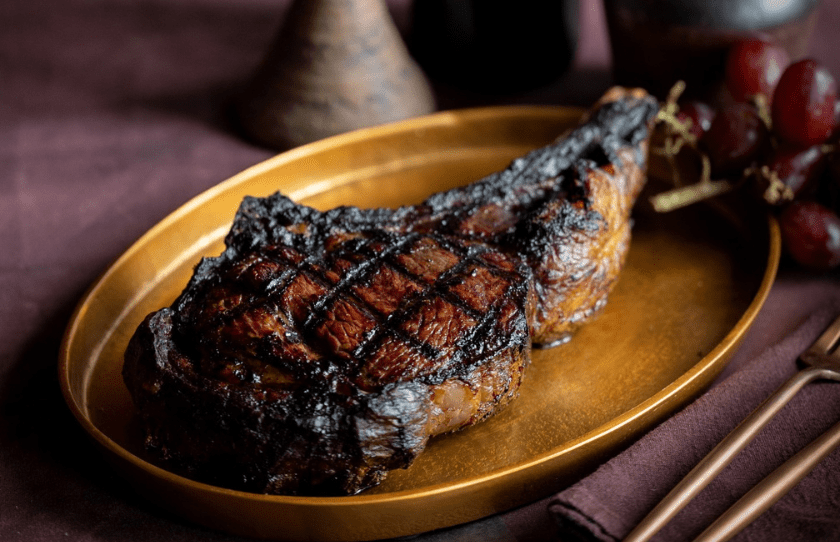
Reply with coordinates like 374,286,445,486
123,87,659,496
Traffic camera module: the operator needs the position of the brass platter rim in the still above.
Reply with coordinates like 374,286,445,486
58,104,781,540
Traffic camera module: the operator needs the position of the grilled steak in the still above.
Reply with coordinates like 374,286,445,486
123,87,659,496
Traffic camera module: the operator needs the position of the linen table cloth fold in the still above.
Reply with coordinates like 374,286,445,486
549,300,840,542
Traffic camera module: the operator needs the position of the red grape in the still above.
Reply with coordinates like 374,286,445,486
771,59,838,146
767,144,827,199
701,103,769,176
725,39,790,103
676,101,715,140
779,200,840,270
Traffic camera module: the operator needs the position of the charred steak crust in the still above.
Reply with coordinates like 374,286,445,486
125,230,533,495
122,88,659,496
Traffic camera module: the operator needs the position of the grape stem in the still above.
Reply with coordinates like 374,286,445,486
651,80,694,191
649,81,739,212
747,164,794,205
650,177,734,213
655,80,698,150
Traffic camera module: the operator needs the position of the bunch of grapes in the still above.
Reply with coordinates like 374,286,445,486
665,38,840,271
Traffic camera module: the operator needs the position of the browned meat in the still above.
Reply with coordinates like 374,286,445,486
122,87,658,496
403,87,654,345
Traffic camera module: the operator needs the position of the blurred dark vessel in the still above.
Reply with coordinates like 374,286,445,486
408,0,580,93
603,0,822,101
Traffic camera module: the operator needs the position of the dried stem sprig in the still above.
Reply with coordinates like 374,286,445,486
648,81,740,212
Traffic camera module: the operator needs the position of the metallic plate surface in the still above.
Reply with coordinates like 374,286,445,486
59,106,780,541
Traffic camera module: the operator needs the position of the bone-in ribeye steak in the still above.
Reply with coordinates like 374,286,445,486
122,87,659,496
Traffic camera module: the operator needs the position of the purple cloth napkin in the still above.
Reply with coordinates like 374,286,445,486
549,300,840,542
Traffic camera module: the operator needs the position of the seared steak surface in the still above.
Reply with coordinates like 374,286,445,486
123,87,659,495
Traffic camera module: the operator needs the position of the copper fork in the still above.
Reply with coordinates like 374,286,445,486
625,314,840,542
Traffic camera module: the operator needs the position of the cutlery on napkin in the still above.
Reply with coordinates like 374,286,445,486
549,298,840,542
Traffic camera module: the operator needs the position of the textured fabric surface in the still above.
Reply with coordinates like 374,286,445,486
2,0,840,541
550,295,840,542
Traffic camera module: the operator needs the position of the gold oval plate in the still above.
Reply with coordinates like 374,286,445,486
59,106,780,541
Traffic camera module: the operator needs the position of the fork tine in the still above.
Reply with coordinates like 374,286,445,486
804,314,840,357
626,313,840,542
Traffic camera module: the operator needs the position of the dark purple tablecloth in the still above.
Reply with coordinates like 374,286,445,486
2,1,840,541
